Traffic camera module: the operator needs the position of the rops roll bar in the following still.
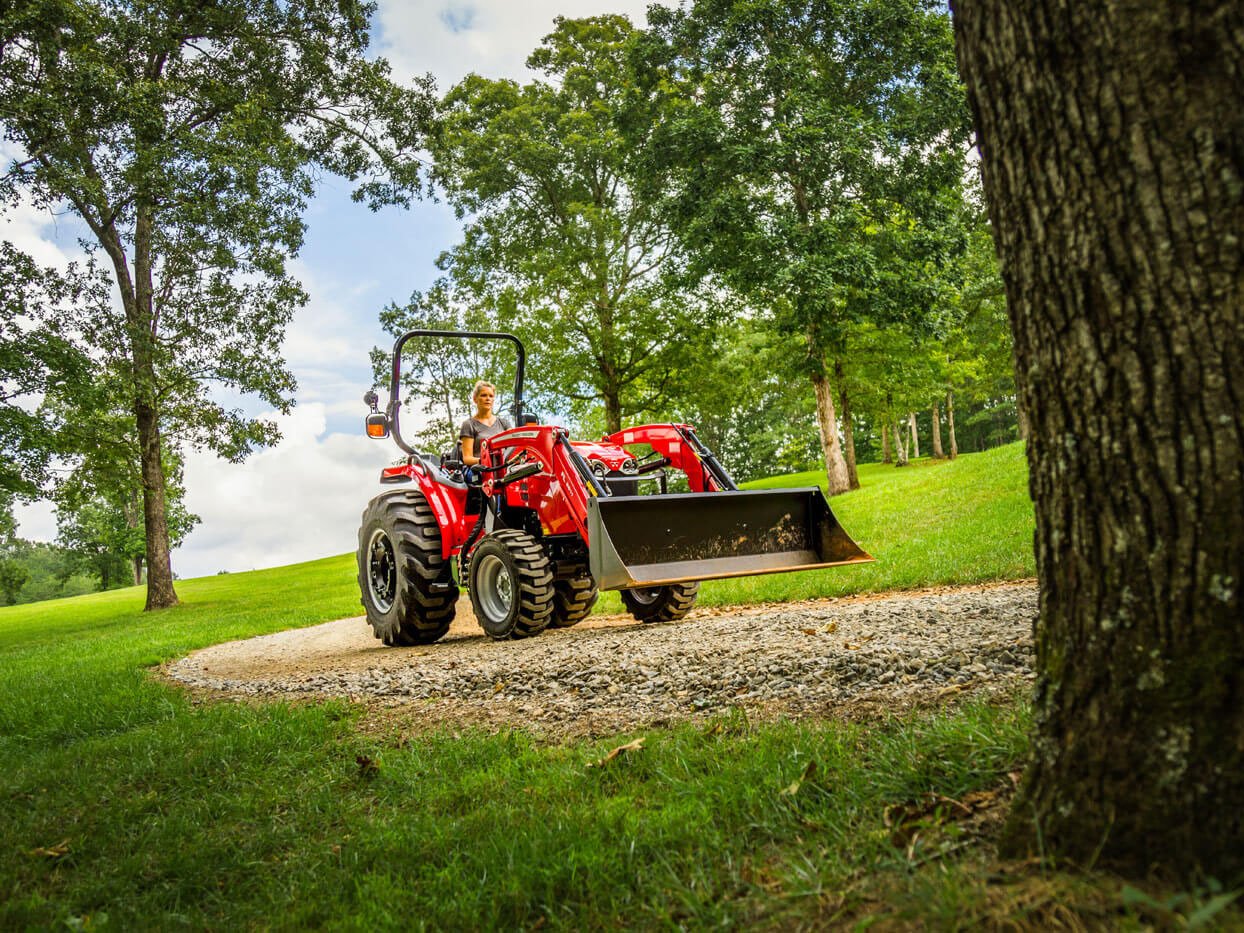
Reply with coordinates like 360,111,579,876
367,329,526,457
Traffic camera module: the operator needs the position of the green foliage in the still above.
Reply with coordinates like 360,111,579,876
1,0,431,603
429,15,716,432
0,539,98,605
674,320,822,481
0,242,94,498
636,0,972,368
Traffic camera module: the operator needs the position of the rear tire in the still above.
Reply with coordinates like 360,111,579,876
549,577,598,628
468,529,555,640
620,582,699,624
357,491,457,646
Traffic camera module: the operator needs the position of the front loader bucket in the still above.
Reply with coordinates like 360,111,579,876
588,488,873,590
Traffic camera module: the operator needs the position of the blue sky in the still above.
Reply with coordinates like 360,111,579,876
13,0,650,578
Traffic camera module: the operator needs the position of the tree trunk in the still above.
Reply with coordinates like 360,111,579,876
892,421,908,467
881,417,892,463
602,386,622,435
810,367,851,495
946,391,958,459
132,556,144,587
931,403,945,458
1016,401,1030,440
955,0,1244,880
835,359,860,490
130,204,177,609
907,411,919,459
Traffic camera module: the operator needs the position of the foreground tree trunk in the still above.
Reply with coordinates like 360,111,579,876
931,402,945,458
907,411,919,459
881,418,892,463
946,391,958,459
955,0,1244,880
835,360,860,490
810,363,851,495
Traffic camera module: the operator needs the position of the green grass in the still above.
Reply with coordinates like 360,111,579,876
5,443,1213,928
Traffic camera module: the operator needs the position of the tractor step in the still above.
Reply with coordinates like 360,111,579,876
587,488,872,590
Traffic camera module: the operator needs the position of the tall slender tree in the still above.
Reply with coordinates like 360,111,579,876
430,16,712,434
637,0,971,492
955,0,1244,879
1,0,429,608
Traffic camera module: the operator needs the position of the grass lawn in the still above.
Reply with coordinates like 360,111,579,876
1,443,1231,928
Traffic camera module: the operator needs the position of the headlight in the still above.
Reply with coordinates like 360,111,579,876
620,458,639,475
590,459,609,478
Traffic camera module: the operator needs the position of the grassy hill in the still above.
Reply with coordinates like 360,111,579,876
8,445,1190,929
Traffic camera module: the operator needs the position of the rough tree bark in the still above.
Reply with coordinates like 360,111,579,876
835,359,860,490
907,411,920,459
881,417,892,463
931,402,945,458
810,358,851,495
955,0,1244,880
946,391,958,459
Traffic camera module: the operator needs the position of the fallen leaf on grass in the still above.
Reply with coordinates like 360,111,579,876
588,737,645,768
28,839,70,859
823,620,839,633
801,628,819,636
355,755,379,779
780,760,818,797
493,681,505,694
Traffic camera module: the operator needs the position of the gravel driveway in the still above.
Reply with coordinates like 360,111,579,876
165,582,1037,737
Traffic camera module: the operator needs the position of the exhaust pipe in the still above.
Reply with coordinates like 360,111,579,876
588,488,873,590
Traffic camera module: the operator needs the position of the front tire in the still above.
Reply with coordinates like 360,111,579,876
549,576,598,628
357,491,457,646
620,582,699,624
468,529,555,640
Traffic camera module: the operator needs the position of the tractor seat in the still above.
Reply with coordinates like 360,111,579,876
419,454,467,490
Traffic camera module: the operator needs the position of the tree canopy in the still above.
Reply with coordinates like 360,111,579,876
429,15,714,433
635,0,972,491
0,0,431,607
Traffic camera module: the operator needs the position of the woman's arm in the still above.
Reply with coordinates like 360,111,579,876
461,436,478,466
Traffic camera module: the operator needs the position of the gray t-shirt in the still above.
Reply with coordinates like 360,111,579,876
459,415,512,454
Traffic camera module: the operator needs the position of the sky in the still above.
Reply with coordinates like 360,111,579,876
12,0,651,578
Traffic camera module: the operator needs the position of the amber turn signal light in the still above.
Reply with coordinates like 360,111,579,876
365,413,389,438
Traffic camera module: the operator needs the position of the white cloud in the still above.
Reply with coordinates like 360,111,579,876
177,404,396,577
376,0,651,87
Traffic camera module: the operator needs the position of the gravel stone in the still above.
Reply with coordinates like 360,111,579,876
164,582,1037,737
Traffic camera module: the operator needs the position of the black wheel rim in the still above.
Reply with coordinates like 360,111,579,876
629,587,661,606
367,529,397,613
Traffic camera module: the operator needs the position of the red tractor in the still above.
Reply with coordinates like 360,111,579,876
357,330,872,644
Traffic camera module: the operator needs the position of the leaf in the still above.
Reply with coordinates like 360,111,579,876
588,737,645,768
800,628,818,636
1187,890,1242,929
493,681,505,694
355,755,379,779
780,760,818,797
28,839,70,859
823,621,838,633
